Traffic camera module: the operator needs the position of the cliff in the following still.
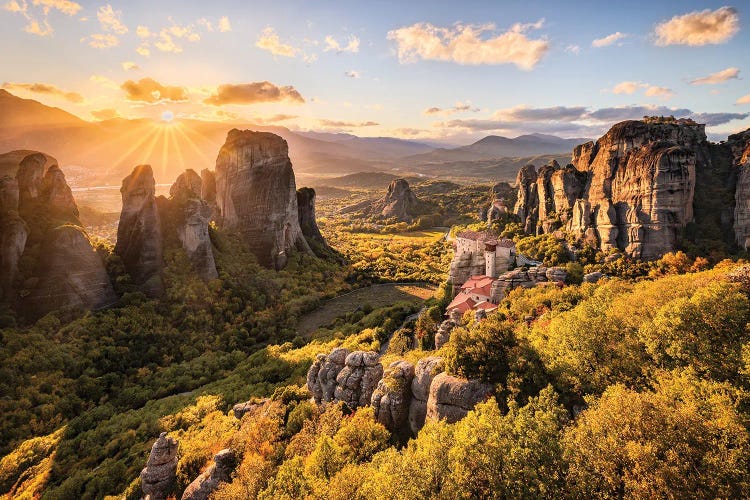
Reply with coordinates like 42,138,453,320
512,119,749,260
214,130,312,269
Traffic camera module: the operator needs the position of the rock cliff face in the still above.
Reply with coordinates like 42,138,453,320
169,170,218,281
0,151,115,317
296,187,328,252
731,130,750,248
514,120,717,259
408,356,444,434
115,165,164,296
334,351,384,410
374,179,428,222
307,347,350,404
371,360,415,434
181,449,236,500
425,372,494,424
214,129,312,269
23,225,117,317
141,432,178,500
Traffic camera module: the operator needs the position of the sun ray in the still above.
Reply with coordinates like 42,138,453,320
172,123,214,167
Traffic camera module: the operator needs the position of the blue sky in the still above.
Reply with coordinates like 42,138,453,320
1,0,748,142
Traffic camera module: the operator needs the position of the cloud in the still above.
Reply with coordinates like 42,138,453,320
738,94,750,105
97,4,127,34
565,44,581,54
32,0,80,15
424,101,480,116
121,78,189,103
24,18,52,36
136,44,150,57
344,70,360,78
644,86,674,99
256,27,299,57
319,119,379,128
2,81,83,102
387,20,549,69
90,74,118,89
218,16,231,32
154,32,180,52
255,114,298,124
136,25,150,38
689,112,749,126
654,6,739,46
324,34,360,53
494,104,588,121
592,32,627,47
91,108,119,120
84,33,118,48
203,81,305,106
121,61,139,71
689,67,740,85
611,81,674,99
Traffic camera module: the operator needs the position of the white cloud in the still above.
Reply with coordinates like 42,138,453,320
344,70,360,78
97,4,127,35
424,101,480,116
136,44,150,57
218,16,231,33
324,34,360,53
85,33,118,48
154,32,181,53
689,67,740,85
387,21,549,70
90,74,118,89
121,61,139,71
592,32,627,47
256,27,299,57
738,94,750,105
4,0,80,36
644,86,674,99
612,81,646,94
32,0,80,15
136,25,150,38
24,18,53,36
655,6,739,46
565,44,581,54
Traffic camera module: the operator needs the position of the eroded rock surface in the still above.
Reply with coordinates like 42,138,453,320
141,432,178,500
334,351,384,410
214,129,312,269
408,356,444,434
297,187,328,252
426,372,494,424
115,164,163,296
181,449,236,500
307,348,350,404
371,360,415,433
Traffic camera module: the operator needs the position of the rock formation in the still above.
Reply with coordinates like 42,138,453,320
334,351,384,410
0,151,115,317
435,309,462,349
408,356,444,434
214,129,312,269
307,347,350,404
233,398,270,420
513,119,717,260
731,130,750,248
341,178,433,223
23,225,117,317
115,165,164,296
425,372,494,424
181,449,236,500
140,432,178,500
371,360,415,433
169,170,218,281
296,187,329,252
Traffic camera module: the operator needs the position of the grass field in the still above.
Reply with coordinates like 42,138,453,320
297,283,437,336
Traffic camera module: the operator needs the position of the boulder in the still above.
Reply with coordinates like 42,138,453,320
425,372,494,424
408,356,444,434
545,266,567,283
170,169,202,200
181,449,236,500
233,398,270,420
306,348,350,404
141,432,178,500
583,271,604,283
23,225,116,319
214,130,312,269
115,165,163,296
435,309,462,349
334,351,383,410
371,360,415,433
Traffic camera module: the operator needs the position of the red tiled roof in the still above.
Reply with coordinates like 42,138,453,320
475,301,498,311
461,275,495,291
446,294,476,314
496,238,515,248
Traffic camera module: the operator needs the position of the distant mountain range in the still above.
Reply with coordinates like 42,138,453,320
0,89,588,186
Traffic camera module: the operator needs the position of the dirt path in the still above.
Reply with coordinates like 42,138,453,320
297,283,436,337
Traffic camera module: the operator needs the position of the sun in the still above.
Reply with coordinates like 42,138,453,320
161,110,175,123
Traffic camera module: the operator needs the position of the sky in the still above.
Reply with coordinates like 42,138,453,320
1,0,749,143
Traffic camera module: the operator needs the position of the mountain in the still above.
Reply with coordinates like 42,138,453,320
407,133,591,163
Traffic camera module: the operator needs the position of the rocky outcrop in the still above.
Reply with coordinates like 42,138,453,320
514,119,715,260
342,178,433,223
0,176,25,300
169,170,217,281
214,129,312,269
115,165,163,296
181,449,236,500
307,347,350,404
425,372,494,424
371,360,415,433
23,225,116,317
334,351,384,410
435,309,462,349
233,398,270,420
141,432,178,500
296,187,328,251
408,356,444,434
584,271,604,283
731,130,750,248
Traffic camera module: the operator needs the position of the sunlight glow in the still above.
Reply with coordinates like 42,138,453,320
161,110,174,123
